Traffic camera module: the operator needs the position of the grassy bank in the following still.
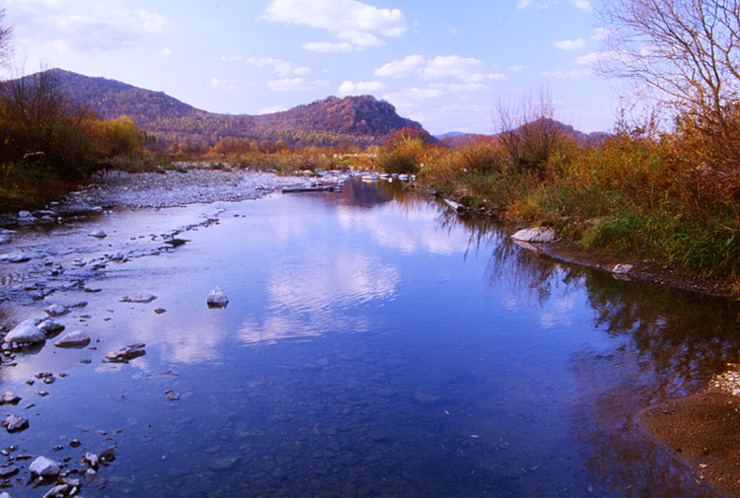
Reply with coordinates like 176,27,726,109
376,126,740,288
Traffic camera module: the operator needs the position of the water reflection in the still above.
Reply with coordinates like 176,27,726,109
1,179,738,498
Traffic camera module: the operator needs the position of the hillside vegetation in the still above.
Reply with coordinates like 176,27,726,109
45,69,426,151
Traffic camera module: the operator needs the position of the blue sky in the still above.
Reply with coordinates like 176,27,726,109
3,0,617,134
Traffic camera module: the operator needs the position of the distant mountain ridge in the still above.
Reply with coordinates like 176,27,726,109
438,121,610,148
27,68,427,149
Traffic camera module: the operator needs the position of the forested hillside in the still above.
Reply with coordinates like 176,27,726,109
36,69,426,150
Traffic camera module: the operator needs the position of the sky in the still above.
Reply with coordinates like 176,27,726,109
2,0,619,135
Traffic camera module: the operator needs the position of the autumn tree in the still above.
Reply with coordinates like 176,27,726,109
597,0,740,146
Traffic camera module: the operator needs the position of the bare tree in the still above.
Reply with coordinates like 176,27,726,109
0,8,12,68
597,0,740,136
494,89,565,175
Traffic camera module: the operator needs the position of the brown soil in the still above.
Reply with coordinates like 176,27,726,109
637,392,740,498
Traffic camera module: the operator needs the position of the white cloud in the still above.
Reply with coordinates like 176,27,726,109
554,38,586,51
508,65,529,72
158,47,172,57
375,55,501,82
302,41,354,53
268,78,329,92
542,68,592,78
518,0,591,10
576,51,616,65
429,82,489,93
338,80,388,96
264,0,406,49
258,105,287,115
242,57,310,77
419,55,489,81
211,77,238,89
8,1,170,53
374,54,426,78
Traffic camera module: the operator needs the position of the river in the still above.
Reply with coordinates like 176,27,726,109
0,177,737,497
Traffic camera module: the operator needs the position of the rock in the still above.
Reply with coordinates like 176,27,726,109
4,321,46,344
154,308,167,314
0,234,10,245
54,331,92,348
511,227,557,243
0,252,31,263
2,414,29,432
29,456,60,477
99,447,116,465
83,452,99,470
43,484,70,498
612,263,634,274
39,320,65,337
0,465,18,478
69,439,81,448
0,391,21,405
121,293,157,304
164,390,180,401
207,285,229,308
88,230,107,238
0,491,10,498
18,210,32,218
84,468,106,486
105,345,146,363
45,304,69,316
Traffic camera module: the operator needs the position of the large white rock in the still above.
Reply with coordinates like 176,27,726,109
0,252,30,263
207,286,229,308
511,227,557,243
54,331,91,348
4,321,46,344
29,456,60,477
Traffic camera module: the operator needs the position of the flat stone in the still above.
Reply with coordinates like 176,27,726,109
54,331,92,348
121,293,157,304
511,227,557,243
88,230,107,238
0,251,31,263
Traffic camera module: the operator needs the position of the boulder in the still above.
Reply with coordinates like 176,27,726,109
207,286,229,308
511,227,557,243
54,331,91,348
29,456,60,478
4,321,46,344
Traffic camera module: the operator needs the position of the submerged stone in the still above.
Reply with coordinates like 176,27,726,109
121,293,157,304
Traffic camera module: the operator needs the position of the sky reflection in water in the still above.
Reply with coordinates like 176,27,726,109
1,179,738,498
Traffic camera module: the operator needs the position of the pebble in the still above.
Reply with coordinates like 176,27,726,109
2,414,29,433
54,330,92,348
29,456,60,477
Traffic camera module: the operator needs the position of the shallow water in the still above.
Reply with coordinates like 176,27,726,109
1,179,738,497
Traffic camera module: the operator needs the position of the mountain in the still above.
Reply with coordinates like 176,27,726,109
438,120,610,148
24,68,428,150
